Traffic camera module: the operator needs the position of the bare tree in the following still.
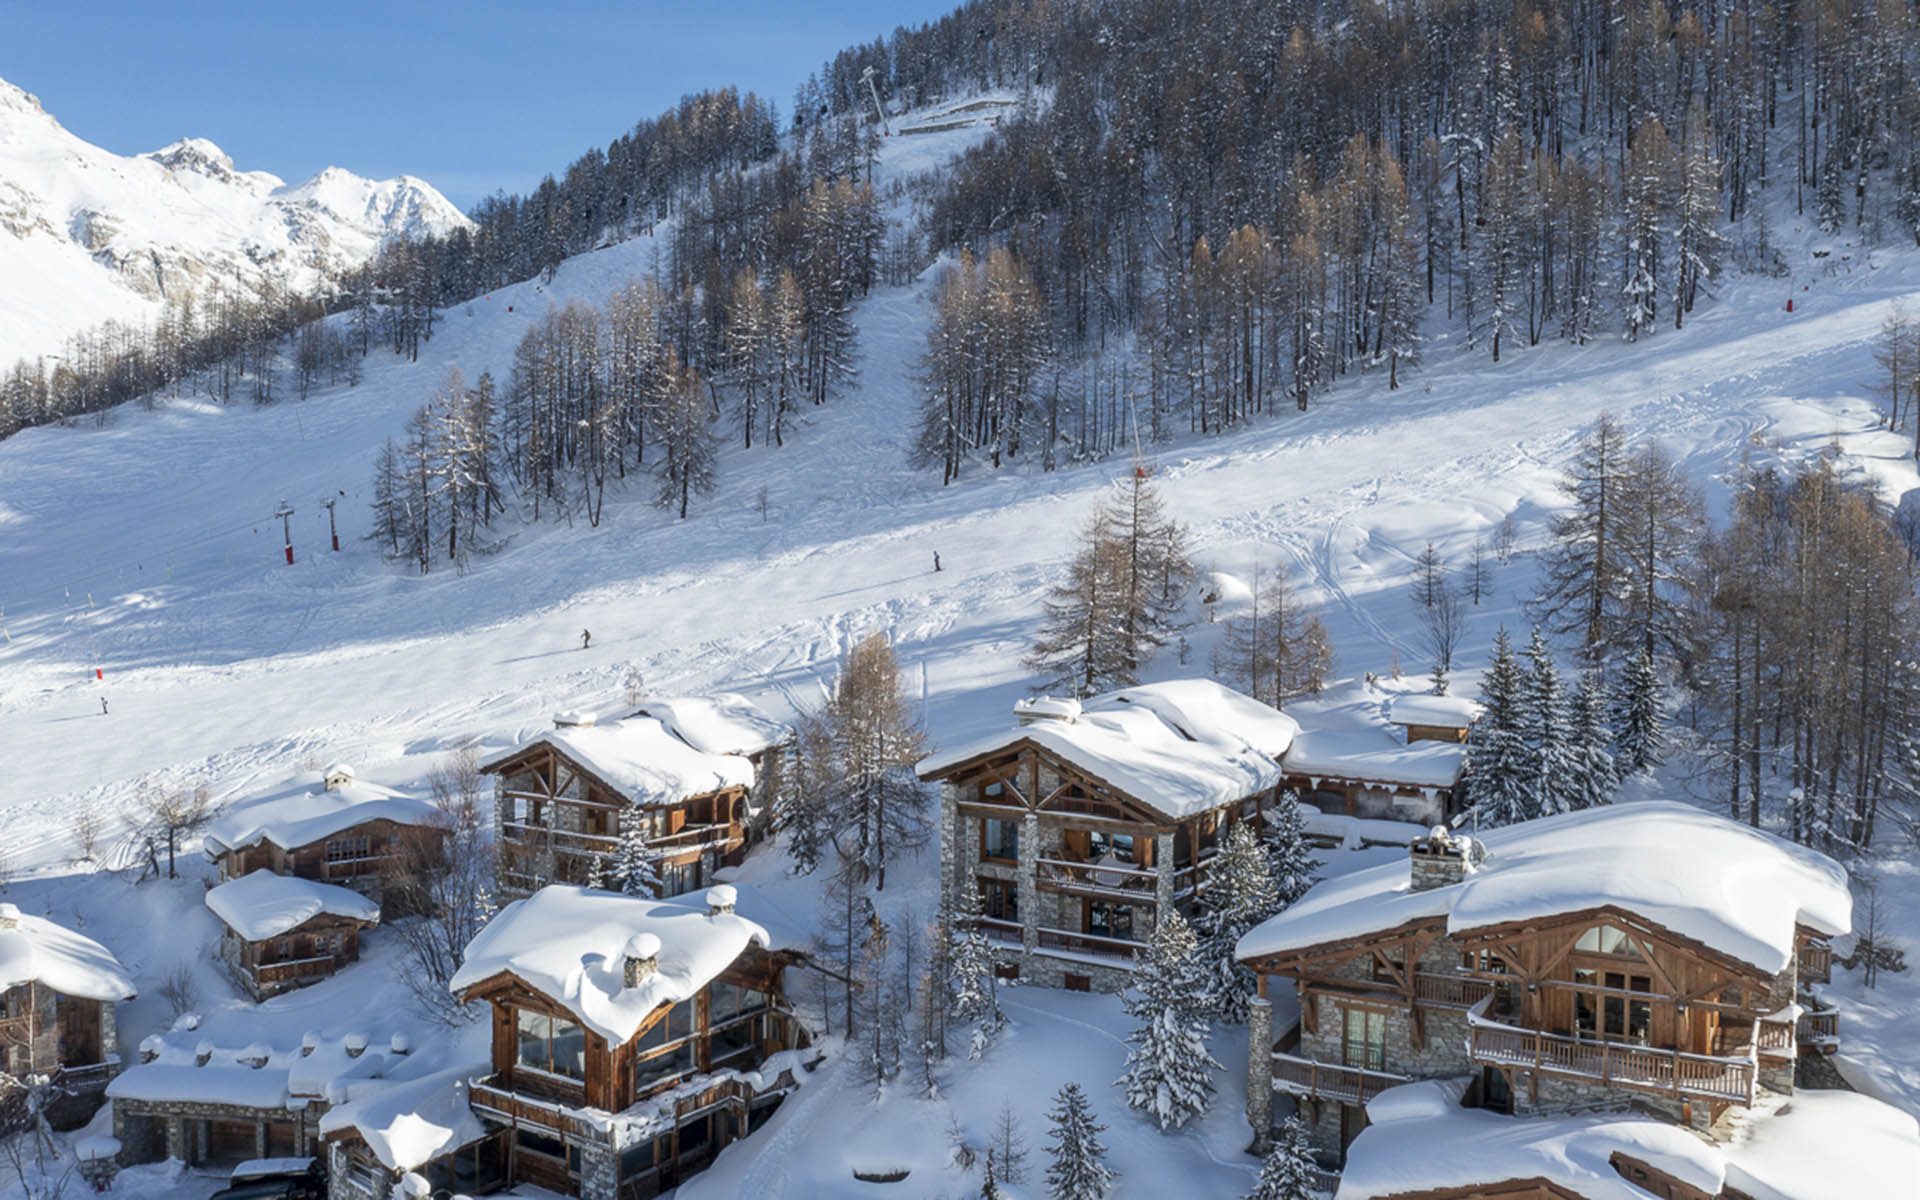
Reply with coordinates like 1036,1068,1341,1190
386,749,498,1024
139,777,211,880
1419,579,1466,695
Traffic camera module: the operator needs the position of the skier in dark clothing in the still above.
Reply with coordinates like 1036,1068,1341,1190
933,552,941,573
100,697,108,716
581,629,592,650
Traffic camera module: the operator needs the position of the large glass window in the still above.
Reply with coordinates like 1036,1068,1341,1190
1088,830,1135,861
633,1039,696,1092
1343,1007,1387,1071
710,983,768,1024
982,818,1020,861
711,1014,760,1063
515,1009,586,1080
1575,925,1641,957
1087,902,1135,941
980,878,1018,922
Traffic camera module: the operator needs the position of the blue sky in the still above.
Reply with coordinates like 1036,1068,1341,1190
0,0,956,209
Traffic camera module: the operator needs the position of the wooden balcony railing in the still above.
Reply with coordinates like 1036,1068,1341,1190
1799,940,1833,985
1270,1051,1409,1106
1035,856,1157,900
1797,1007,1838,1054
1467,1017,1755,1105
1036,926,1142,962
254,955,343,986
500,822,617,856
1755,1015,1795,1058
1413,972,1498,1009
469,1076,594,1139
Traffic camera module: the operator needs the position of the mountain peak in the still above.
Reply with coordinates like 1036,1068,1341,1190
146,137,238,178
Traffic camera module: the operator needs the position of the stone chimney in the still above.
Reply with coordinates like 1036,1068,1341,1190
1410,826,1475,892
238,1043,270,1070
622,932,662,988
705,884,738,917
299,1031,320,1057
0,903,20,930
322,763,355,791
1014,696,1080,726
344,1032,368,1059
553,710,597,729
138,1035,164,1065
194,1041,214,1067
389,1033,411,1056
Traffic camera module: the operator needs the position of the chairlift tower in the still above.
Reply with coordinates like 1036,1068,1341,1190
861,66,891,135
275,501,296,565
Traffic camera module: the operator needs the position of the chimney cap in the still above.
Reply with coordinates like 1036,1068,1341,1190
1014,696,1080,724
704,884,738,913
553,710,597,728
321,763,355,788
624,932,662,962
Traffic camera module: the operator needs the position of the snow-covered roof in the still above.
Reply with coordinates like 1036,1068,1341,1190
0,903,135,1003
109,1029,399,1109
625,694,791,758
480,714,757,807
317,1060,490,1172
1721,1090,1920,1199
915,680,1289,819
1238,802,1851,976
1386,693,1484,728
203,769,439,856
1334,1080,1725,1200
1282,729,1467,788
448,885,781,1045
205,871,382,941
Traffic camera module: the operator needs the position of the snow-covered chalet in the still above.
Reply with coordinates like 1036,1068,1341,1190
0,902,136,1127
480,695,790,899
1234,803,1866,1197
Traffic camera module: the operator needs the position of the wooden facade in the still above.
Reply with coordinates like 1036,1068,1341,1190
219,911,373,1001
452,944,810,1200
212,816,432,889
928,734,1283,987
483,743,754,900
0,981,119,1127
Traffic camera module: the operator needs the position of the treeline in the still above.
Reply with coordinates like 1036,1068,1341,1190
882,0,1920,474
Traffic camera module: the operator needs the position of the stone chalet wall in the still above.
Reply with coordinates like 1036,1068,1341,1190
112,1095,322,1167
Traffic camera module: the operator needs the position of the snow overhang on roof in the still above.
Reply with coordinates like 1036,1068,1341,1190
448,885,781,1045
202,770,439,856
1238,802,1851,976
625,693,791,757
205,870,382,942
915,679,1291,819
478,711,757,807
0,903,136,1003
1386,692,1485,728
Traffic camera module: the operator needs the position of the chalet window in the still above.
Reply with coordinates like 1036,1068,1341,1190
710,1013,761,1063
1461,950,1508,975
619,1139,659,1183
981,818,1020,862
1302,788,1348,815
1572,969,1654,1044
980,879,1018,922
1342,1007,1387,1071
710,983,768,1024
632,1038,696,1092
1087,902,1134,942
1088,830,1135,861
325,835,372,863
516,1128,579,1171
1575,924,1642,958
515,1009,587,1080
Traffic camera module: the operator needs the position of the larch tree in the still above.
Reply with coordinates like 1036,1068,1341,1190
1211,567,1332,707
653,352,717,520
1533,413,1633,662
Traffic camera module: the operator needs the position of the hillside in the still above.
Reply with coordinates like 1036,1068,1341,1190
0,75,469,366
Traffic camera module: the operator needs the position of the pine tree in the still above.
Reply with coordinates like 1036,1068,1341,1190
1519,628,1575,816
1613,645,1665,773
1196,822,1279,1024
1117,909,1219,1130
1043,1083,1115,1200
614,811,661,897
1566,670,1619,810
1466,629,1533,826
948,880,1002,1056
1028,504,1132,694
1262,792,1319,906
1245,1116,1317,1200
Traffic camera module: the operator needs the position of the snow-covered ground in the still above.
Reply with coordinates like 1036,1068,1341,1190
3,90,1920,1196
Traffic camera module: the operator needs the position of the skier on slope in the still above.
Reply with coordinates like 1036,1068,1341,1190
934,552,942,573
581,629,592,651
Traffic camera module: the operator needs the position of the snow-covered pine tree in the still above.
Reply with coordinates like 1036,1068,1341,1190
989,1099,1030,1185
948,881,1002,1057
1245,1115,1318,1200
1613,645,1665,773
1465,629,1534,826
1567,669,1619,810
1262,791,1319,907
614,811,661,897
1520,628,1576,816
1043,1082,1115,1200
1197,822,1279,1024
1117,908,1220,1130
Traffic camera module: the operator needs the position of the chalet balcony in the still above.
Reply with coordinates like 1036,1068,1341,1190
1754,1014,1796,1060
1036,926,1142,964
1466,1013,1756,1105
1270,1050,1409,1106
469,1075,595,1140
1797,1006,1839,1055
252,954,344,988
1799,940,1833,985
1035,855,1157,901
1413,971,1498,1010
500,822,617,857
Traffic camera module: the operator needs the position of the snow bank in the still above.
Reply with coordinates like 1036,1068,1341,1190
1282,729,1466,788
1239,802,1851,975
205,870,381,941
626,693,791,758
0,903,136,1002
916,679,1288,818
1386,693,1484,728
481,714,756,807
448,885,777,1044
110,1028,407,1109
1722,1089,1920,1199
318,1061,489,1173
202,770,438,856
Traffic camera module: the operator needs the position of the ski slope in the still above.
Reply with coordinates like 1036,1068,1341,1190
3,91,1920,1194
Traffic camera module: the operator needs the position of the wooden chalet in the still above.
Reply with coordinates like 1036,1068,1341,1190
918,681,1300,991
202,764,444,906
480,697,789,900
1233,804,1851,1168
0,903,135,1128
1278,688,1474,832
444,883,815,1200
206,870,382,1000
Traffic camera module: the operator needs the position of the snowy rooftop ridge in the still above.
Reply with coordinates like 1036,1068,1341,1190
0,903,136,1003
448,884,785,1045
915,679,1295,819
202,768,439,857
1237,802,1851,976
205,870,382,941
480,697,781,807
109,1026,404,1109
1386,692,1484,728
317,1059,489,1173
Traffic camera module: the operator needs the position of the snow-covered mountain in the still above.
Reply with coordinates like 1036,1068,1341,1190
0,75,470,366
